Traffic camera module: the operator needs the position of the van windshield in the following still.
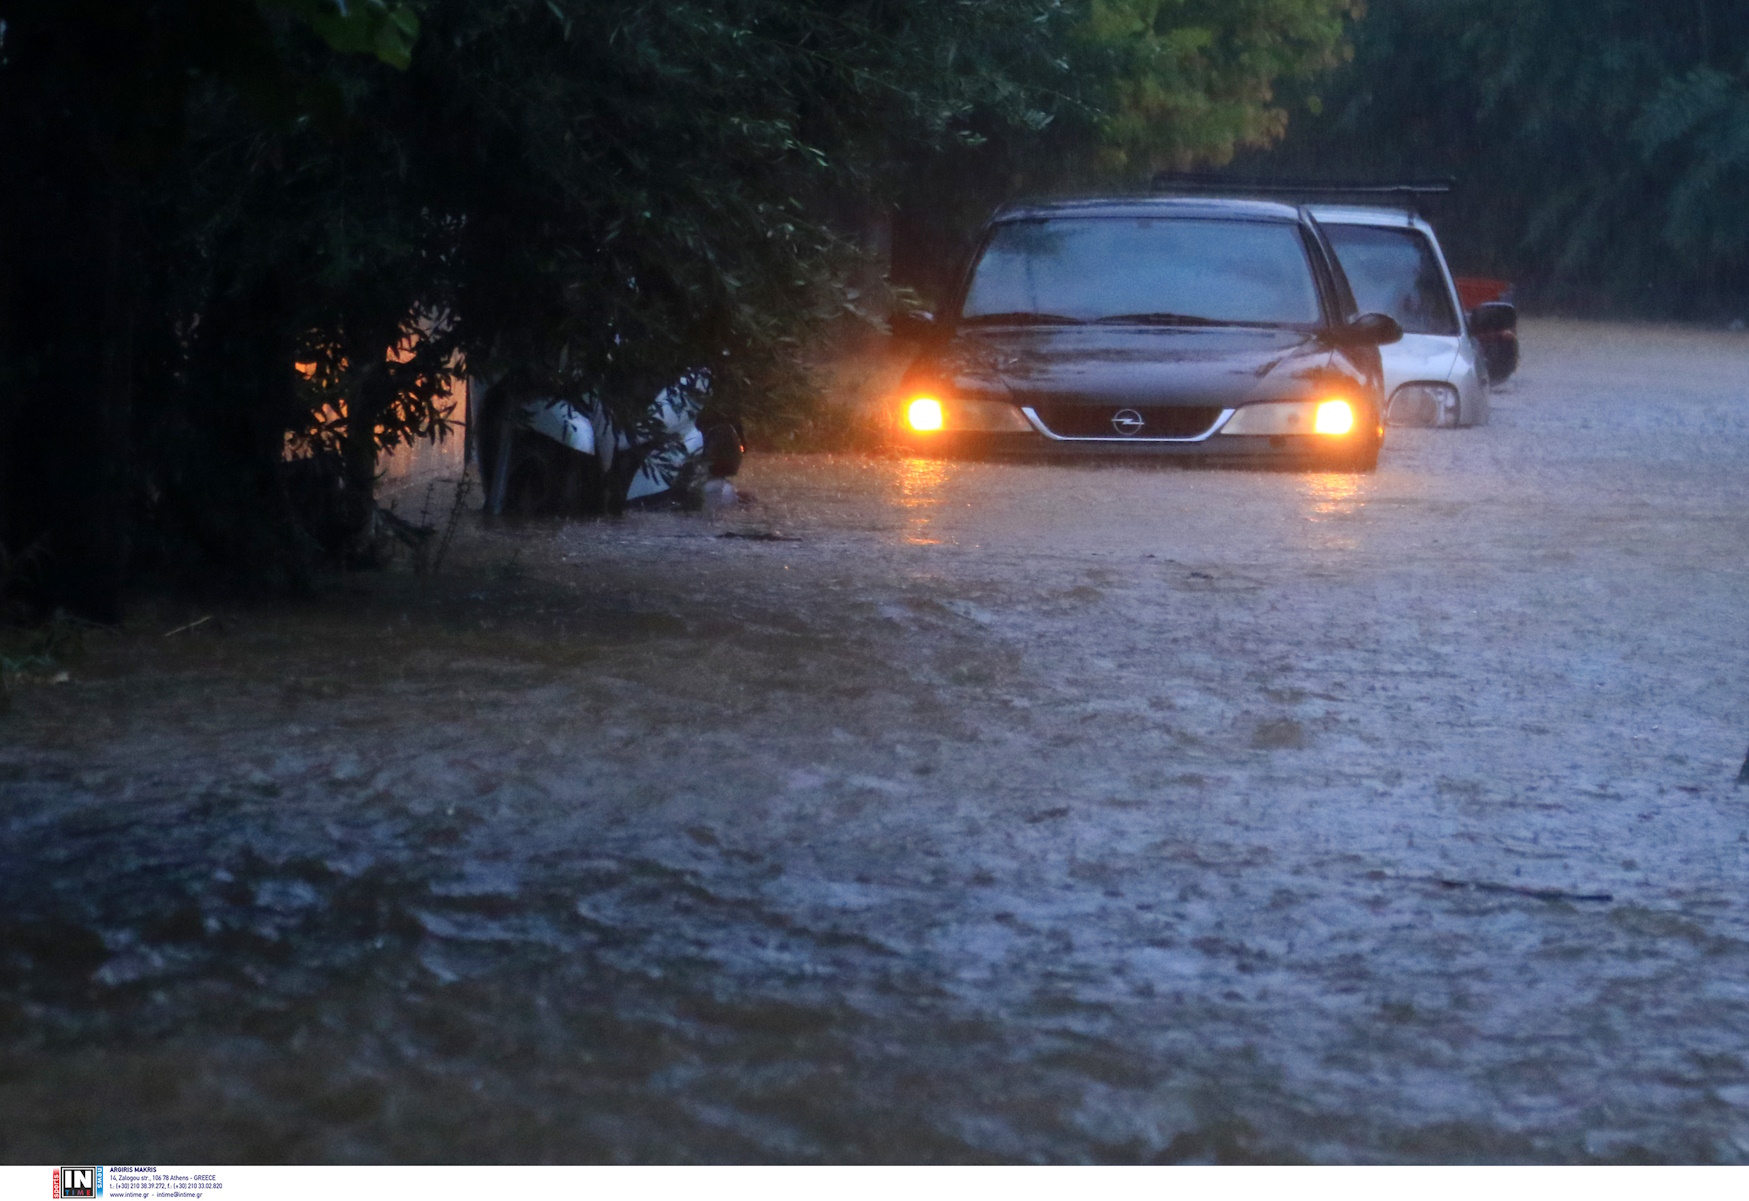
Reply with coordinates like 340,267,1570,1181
960,216,1323,328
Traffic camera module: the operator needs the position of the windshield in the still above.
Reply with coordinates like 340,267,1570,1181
1323,223,1459,336
959,216,1323,327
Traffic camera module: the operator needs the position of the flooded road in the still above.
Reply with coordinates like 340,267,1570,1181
4,319,1749,1161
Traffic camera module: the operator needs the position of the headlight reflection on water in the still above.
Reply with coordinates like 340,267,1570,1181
1303,470,1366,513
1300,471,1368,550
896,457,948,545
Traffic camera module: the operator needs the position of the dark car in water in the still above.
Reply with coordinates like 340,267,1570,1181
891,197,1403,471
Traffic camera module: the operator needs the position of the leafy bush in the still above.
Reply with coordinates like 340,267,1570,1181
0,0,1352,618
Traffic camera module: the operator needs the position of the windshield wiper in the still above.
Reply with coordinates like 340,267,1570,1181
1092,312,1227,326
960,312,1085,326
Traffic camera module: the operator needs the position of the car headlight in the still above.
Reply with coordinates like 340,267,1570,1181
1220,398,1361,437
902,394,1029,434
1314,399,1354,435
1387,382,1459,428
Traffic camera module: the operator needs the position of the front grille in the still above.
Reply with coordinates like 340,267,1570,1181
1029,404,1224,440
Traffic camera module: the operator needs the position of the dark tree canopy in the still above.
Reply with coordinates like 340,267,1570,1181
0,0,1352,619
1249,0,1749,313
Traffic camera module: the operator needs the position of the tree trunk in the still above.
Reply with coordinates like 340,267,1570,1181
337,320,402,557
0,82,136,624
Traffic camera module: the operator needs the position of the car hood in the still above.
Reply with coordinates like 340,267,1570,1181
922,325,1341,409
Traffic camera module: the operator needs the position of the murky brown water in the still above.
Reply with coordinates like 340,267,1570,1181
4,320,1749,1161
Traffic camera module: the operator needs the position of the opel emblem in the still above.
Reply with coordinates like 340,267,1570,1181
1111,408,1145,436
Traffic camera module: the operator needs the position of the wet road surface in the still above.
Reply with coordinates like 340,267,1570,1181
3,319,1749,1161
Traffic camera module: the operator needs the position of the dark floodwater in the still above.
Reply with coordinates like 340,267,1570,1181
4,320,1749,1162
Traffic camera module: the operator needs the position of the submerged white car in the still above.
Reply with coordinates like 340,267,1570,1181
1311,205,1516,428
469,374,742,515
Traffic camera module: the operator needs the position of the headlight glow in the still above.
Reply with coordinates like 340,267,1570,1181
906,397,944,432
1314,399,1355,436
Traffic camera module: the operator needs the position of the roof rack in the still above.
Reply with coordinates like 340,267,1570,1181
1150,173,1454,210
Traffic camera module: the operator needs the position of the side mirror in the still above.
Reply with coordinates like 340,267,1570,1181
888,309,937,342
1469,301,1517,336
1328,311,1403,348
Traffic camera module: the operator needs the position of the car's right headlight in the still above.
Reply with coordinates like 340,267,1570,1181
1387,382,1459,428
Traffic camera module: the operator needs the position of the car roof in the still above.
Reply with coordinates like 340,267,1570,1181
993,196,1305,224
1306,204,1437,236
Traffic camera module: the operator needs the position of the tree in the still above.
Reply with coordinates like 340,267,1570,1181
1085,0,1357,174
0,0,419,618
890,0,1357,299
0,0,1355,621
1250,0,1749,312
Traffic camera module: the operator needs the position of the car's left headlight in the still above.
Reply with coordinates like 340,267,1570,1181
1221,398,1362,437
1314,399,1355,435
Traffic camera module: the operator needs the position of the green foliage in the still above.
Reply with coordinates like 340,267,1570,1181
270,0,421,68
1083,0,1358,174
0,608,87,715
886,0,1353,299
1254,0,1749,312
0,0,1352,617
1635,67,1749,261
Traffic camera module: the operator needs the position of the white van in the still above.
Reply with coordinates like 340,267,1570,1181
1312,205,1517,428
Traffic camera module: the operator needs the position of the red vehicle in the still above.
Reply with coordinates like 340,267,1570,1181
1455,276,1520,383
